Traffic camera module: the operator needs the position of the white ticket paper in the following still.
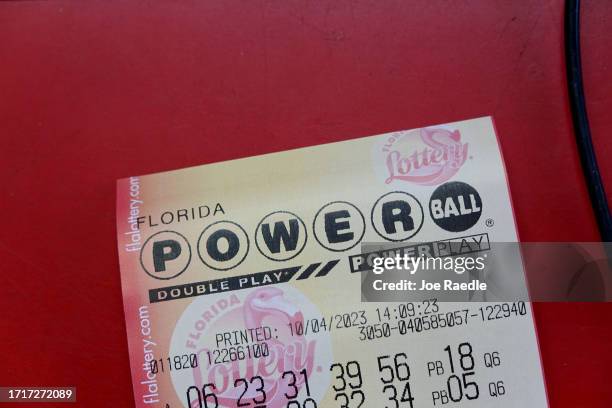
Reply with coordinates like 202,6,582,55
116,116,548,407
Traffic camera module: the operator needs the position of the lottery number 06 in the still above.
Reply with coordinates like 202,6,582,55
186,384,218,408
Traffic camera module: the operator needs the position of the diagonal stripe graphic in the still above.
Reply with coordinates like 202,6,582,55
315,259,340,277
296,262,321,280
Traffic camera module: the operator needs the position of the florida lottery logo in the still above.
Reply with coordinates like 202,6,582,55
375,126,469,186
170,286,332,407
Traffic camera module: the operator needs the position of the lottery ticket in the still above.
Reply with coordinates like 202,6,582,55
116,116,548,407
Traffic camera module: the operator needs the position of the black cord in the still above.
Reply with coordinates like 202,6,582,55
565,0,612,241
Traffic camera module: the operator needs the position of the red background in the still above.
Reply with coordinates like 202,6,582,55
1,1,611,406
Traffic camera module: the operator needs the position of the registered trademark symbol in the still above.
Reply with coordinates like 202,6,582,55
485,218,494,227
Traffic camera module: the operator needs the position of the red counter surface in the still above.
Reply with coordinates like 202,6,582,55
1,1,611,407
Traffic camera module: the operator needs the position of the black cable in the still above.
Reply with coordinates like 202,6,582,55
565,0,612,241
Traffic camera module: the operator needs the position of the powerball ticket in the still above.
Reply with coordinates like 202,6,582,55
116,117,548,408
